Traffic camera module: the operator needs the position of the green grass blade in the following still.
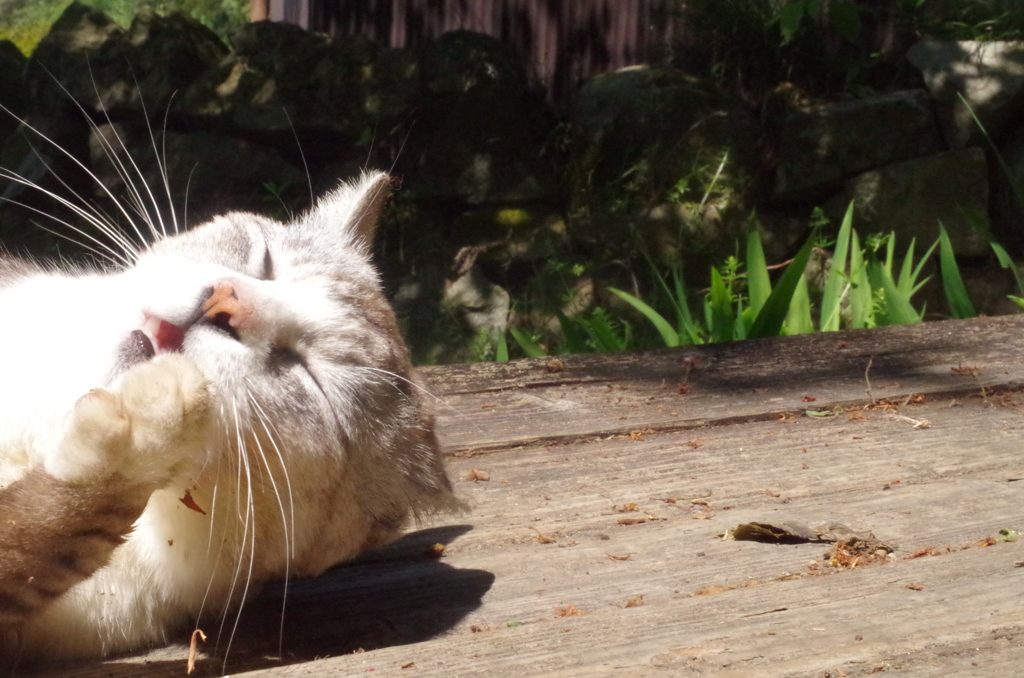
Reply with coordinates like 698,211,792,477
784,274,814,335
509,328,547,358
557,311,589,354
867,253,921,325
747,227,820,339
820,201,854,331
746,221,771,321
896,237,917,295
961,208,1024,295
909,275,933,298
639,248,681,320
734,297,747,340
884,232,896,275
848,230,872,329
938,222,977,319
638,246,700,345
960,93,1024,215
708,267,735,343
579,308,628,352
908,238,938,289
671,266,703,344
992,240,1024,295
496,330,509,361
609,287,680,348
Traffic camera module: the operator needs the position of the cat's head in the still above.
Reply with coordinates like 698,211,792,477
108,171,458,573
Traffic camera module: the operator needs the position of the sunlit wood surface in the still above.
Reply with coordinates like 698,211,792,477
32,316,1024,677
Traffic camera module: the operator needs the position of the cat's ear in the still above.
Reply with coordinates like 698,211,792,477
312,171,391,252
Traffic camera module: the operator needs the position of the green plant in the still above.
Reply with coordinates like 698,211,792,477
774,0,863,44
938,223,977,319
0,0,249,54
673,1,1024,101
509,307,635,356
502,201,992,361
921,0,1024,40
958,94,1024,307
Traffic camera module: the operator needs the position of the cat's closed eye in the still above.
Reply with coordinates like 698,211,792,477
268,344,306,373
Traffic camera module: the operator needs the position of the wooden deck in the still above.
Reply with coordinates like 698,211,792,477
33,316,1024,677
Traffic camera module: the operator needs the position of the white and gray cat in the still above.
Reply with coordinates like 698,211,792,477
0,169,462,662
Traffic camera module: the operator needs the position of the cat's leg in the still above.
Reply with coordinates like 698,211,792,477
0,355,211,655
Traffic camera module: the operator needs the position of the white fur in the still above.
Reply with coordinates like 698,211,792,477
0,172,458,659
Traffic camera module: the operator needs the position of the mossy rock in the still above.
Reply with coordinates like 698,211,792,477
570,66,761,258
26,2,227,118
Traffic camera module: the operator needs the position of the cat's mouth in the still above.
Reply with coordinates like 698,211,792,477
141,315,186,354
119,316,186,370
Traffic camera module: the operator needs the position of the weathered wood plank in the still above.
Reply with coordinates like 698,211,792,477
236,391,1024,677
22,316,1024,677
423,316,1024,453
242,544,1022,678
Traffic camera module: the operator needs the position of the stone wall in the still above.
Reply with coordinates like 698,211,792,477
1,3,1023,361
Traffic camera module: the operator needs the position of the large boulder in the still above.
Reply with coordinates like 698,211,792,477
989,120,1024,253
0,41,27,143
571,66,761,263
88,123,306,228
908,40,1024,149
823,148,990,257
769,89,943,202
401,30,557,204
180,21,418,156
26,2,227,118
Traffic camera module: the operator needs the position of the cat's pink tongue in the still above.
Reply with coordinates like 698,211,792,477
143,315,185,353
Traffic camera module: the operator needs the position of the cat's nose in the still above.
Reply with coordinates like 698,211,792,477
202,280,254,332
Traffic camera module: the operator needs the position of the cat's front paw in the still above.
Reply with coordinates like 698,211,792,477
45,355,213,487
115,354,214,486
44,387,132,483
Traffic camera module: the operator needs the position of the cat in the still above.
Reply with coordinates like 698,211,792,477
0,169,463,663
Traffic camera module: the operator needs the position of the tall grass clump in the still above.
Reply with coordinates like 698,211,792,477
502,202,988,360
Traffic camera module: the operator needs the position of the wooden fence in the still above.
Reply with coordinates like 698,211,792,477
266,0,673,101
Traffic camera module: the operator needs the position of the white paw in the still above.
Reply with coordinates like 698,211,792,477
46,355,213,486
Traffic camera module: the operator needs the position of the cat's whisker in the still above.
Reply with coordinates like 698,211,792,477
57,61,166,244
0,87,155,253
250,397,296,561
182,164,198,237
247,411,292,561
155,93,182,235
80,98,167,243
217,399,258,669
388,121,415,178
119,63,180,239
0,144,139,261
212,401,247,651
283,108,313,213
247,392,294,660
362,119,378,173
87,119,163,241
0,175,134,266
0,201,120,266
193,422,234,651
349,365,486,435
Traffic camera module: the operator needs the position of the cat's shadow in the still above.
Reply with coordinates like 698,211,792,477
220,523,491,672
23,524,491,677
